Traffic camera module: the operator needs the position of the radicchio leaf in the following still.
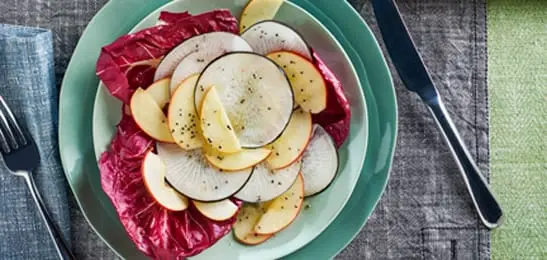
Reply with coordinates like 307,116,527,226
96,10,239,104
311,52,351,148
99,114,240,259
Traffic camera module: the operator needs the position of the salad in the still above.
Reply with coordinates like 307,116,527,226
96,0,351,258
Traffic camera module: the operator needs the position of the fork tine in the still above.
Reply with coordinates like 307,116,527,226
0,107,19,149
0,123,10,154
0,96,27,146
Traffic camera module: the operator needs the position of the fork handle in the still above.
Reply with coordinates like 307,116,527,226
426,97,503,229
22,172,76,260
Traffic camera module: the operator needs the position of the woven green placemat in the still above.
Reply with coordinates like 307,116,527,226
488,0,546,258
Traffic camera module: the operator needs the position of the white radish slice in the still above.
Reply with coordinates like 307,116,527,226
242,20,312,59
195,52,294,148
192,199,239,221
266,108,312,169
169,39,253,92
239,0,284,33
301,125,339,197
130,88,174,143
168,74,202,150
157,143,252,202
267,51,327,113
142,151,189,211
204,147,271,172
154,32,252,81
145,78,170,108
255,174,304,235
233,203,272,245
200,86,242,154
234,160,301,203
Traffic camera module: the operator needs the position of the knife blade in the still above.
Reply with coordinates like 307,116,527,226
371,0,503,229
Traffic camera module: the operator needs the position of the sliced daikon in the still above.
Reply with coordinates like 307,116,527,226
154,32,252,81
242,20,311,59
157,143,252,202
301,125,339,197
234,160,301,203
195,52,294,148
169,34,252,92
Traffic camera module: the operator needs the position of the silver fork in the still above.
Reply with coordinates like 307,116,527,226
0,96,75,260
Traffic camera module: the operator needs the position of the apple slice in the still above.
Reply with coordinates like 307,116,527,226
266,108,312,169
204,147,271,172
239,0,284,32
255,174,304,235
234,160,301,203
168,74,202,150
145,78,171,108
142,150,188,211
267,51,327,113
233,203,272,245
200,86,242,154
192,199,239,221
130,88,174,143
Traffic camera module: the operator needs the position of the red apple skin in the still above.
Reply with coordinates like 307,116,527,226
191,200,239,221
269,119,312,171
255,174,305,235
235,232,273,246
141,150,188,211
267,50,328,113
130,89,175,144
204,149,272,172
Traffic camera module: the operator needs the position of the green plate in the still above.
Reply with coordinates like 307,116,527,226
91,1,366,259
59,0,396,259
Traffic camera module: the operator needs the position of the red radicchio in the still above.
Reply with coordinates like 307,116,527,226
96,10,239,104
311,52,351,148
99,114,241,259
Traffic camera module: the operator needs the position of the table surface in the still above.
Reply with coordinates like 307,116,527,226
0,0,544,259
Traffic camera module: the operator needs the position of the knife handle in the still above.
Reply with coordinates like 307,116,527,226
427,97,503,229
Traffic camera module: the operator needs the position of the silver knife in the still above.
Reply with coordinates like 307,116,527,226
371,0,503,228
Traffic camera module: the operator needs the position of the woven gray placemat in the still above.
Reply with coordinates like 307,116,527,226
0,0,490,259
338,0,490,259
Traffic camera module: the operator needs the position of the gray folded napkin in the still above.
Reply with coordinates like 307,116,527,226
0,24,70,260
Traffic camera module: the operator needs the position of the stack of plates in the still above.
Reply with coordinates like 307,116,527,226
59,0,397,259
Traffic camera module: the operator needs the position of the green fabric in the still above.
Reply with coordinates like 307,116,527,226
488,0,547,258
